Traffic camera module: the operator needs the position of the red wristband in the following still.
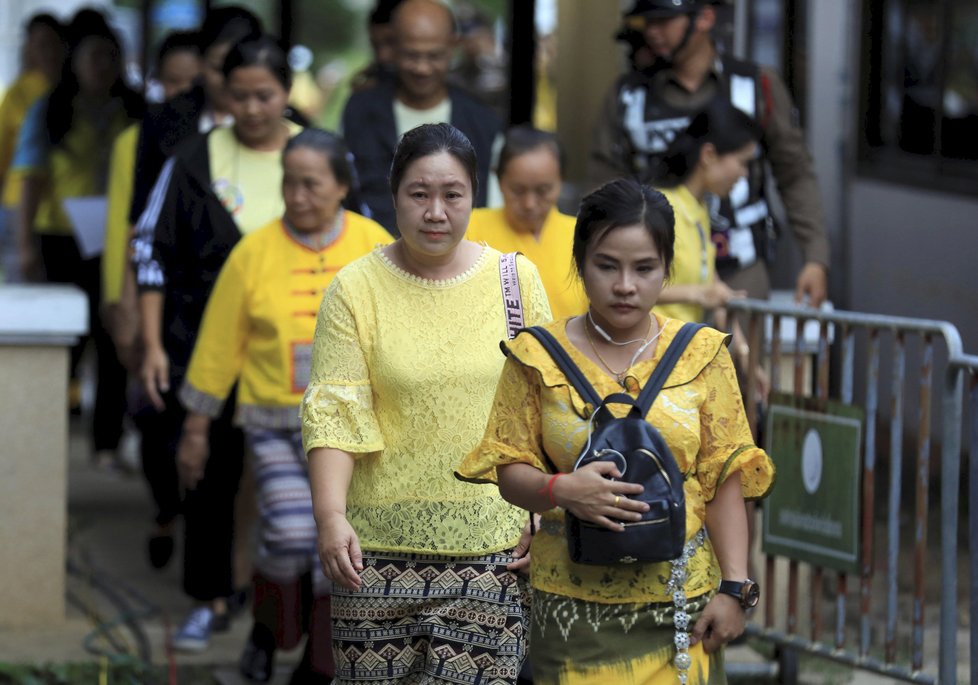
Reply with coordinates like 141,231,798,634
538,472,565,509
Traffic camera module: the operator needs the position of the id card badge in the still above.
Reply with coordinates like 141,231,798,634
291,341,314,393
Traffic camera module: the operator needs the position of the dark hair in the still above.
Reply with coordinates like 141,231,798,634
369,0,404,26
198,6,261,52
283,128,359,208
45,9,144,147
155,30,200,73
25,12,63,37
284,128,352,185
222,34,292,90
496,125,564,179
572,178,675,278
388,123,478,198
654,99,761,187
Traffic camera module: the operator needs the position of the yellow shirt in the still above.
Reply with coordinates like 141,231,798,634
181,213,392,428
102,123,139,304
20,104,132,236
467,207,587,320
208,121,303,235
0,70,49,207
301,246,553,555
655,185,716,323
458,315,774,604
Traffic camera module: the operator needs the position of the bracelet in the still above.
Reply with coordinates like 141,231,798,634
537,473,565,509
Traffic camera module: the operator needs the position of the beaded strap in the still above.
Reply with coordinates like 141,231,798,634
666,529,707,684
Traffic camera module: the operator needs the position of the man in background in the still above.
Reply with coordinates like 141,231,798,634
590,0,829,306
341,0,501,233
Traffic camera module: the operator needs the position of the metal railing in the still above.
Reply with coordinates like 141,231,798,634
724,298,974,685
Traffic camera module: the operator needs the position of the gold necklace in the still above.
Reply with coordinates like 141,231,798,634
585,320,634,387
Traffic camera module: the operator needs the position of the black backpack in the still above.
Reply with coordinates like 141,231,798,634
522,322,705,565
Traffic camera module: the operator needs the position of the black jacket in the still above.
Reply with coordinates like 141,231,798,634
132,130,242,379
341,83,501,234
129,85,207,226
130,84,310,225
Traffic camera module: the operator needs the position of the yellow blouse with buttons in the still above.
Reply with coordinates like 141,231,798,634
180,212,391,429
458,314,775,604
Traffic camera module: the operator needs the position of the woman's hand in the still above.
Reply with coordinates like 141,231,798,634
317,511,364,591
140,344,170,410
552,461,649,531
506,514,540,574
177,422,209,489
700,280,747,310
690,593,746,653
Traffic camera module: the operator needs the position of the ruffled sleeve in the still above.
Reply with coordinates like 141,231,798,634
695,344,775,501
300,276,385,456
456,354,549,483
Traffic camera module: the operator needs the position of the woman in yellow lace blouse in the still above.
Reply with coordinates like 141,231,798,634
300,123,552,684
459,178,775,685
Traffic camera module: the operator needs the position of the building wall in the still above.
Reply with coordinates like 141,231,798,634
804,1,978,354
554,0,625,188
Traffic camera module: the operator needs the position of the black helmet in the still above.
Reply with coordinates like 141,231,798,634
624,0,727,19
624,0,701,19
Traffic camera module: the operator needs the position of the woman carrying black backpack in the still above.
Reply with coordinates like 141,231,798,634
459,177,775,685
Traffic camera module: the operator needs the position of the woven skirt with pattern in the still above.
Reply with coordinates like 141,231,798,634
330,549,530,685
529,589,725,685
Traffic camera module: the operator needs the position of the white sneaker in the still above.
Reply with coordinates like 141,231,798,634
172,607,215,652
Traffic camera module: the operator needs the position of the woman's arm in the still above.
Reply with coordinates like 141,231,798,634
658,279,746,310
308,446,362,591
139,290,169,410
16,174,44,280
497,461,648,530
691,471,749,653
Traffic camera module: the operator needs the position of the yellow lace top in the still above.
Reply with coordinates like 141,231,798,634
458,315,775,604
300,245,553,555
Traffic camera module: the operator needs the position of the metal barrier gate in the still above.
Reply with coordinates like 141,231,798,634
723,299,974,685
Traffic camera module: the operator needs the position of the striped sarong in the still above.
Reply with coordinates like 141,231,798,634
331,549,529,684
245,427,327,592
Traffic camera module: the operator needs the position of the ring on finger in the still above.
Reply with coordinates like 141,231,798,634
614,495,620,506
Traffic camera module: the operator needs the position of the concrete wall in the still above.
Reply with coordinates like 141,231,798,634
847,180,978,351
0,346,69,626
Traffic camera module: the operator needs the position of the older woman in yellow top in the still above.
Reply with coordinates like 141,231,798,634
301,123,551,684
467,125,587,319
179,129,391,682
459,178,774,685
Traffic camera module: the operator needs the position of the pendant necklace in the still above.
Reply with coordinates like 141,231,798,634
584,312,664,387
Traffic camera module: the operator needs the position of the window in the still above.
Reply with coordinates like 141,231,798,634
860,0,978,194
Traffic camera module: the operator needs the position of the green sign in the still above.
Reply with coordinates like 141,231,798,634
762,393,864,573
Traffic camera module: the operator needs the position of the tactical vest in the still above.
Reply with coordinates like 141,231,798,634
616,55,776,275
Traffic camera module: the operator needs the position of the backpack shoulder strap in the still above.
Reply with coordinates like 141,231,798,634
520,326,604,410
635,322,706,413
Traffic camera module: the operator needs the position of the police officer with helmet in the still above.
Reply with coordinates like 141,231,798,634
589,0,830,307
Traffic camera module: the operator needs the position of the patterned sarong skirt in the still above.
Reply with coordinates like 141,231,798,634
330,549,530,684
529,589,725,685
